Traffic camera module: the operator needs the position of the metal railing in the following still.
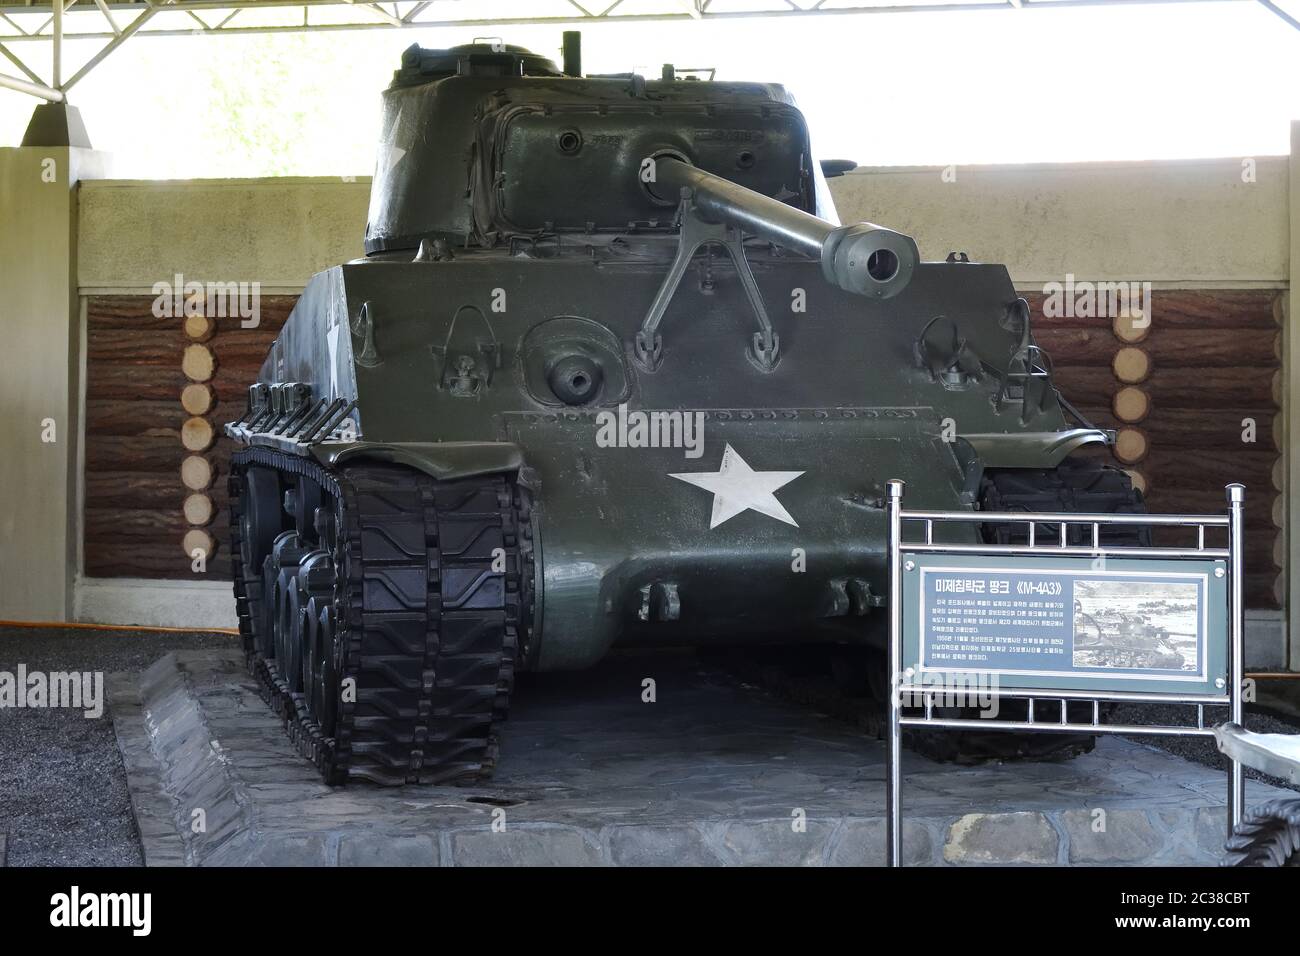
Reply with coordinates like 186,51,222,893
884,479,1246,866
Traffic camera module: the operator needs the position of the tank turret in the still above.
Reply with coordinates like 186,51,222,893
365,38,826,252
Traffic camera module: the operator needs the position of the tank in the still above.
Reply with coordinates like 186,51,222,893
226,35,1147,785
1074,607,1187,671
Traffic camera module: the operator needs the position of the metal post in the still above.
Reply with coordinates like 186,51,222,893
52,0,61,88
1226,483,1246,835
885,478,905,867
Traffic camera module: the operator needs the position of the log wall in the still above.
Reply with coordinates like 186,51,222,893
1031,289,1284,609
83,296,293,580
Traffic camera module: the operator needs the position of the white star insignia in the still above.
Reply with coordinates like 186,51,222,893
376,104,408,174
670,444,805,529
376,142,406,174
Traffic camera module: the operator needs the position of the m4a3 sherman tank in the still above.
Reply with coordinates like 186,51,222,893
227,34,1147,785
1074,607,1188,671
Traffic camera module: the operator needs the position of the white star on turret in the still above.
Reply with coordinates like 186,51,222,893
670,444,805,529
376,141,406,174
376,104,408,175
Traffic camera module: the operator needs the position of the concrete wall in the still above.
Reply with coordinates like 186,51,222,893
78,178,370,293
831,157,1289,288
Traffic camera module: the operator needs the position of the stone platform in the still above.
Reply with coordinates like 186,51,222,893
109,649,1286,866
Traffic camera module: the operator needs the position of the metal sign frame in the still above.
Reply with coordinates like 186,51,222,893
884,478,1246,867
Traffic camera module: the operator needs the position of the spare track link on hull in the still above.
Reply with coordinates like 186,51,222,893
228,446,533,785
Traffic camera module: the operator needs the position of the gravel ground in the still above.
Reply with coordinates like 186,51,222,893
0,626,238,867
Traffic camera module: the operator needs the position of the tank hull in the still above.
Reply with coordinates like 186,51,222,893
245,252,1102,671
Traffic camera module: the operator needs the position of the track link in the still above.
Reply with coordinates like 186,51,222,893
229,447,533,785
1223,798,1300,866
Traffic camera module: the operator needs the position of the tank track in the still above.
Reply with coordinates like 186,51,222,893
707,458,1149,764
1223,798,1300,866
229,446,533,785
979,455,1150,548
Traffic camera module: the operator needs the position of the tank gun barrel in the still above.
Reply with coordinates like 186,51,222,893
652,156,918,299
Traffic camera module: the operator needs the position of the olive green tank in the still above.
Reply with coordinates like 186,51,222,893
226,35,1145,784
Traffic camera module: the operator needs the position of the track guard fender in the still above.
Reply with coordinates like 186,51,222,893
310,440,524,482
957,428,1113,470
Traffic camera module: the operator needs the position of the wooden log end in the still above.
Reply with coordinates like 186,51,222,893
182,343,216,383
182,528,216,559
180,382,214,417
183,492,214,527
1114,427,1148,464
180,454,214,491
1112,346,1151,384
184,313,216,342
1111,310,1150,344
181,416,215,452
1112,385,1150,423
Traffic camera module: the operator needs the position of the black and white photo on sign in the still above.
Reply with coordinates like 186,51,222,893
1072,580,1199,672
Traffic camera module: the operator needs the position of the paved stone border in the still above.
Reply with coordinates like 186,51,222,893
111,650,1288,866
